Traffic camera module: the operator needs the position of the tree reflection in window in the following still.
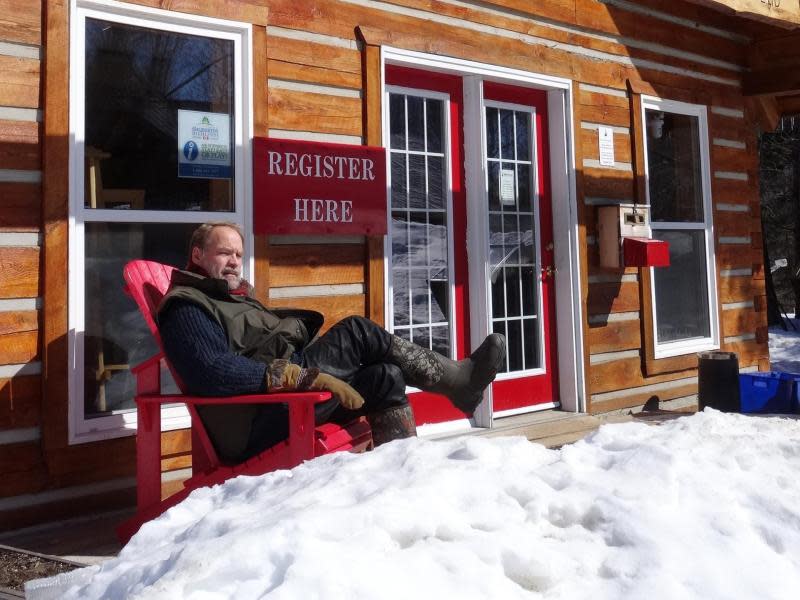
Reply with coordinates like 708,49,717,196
389,92,451,357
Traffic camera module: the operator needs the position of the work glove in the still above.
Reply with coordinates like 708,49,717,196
266,359,364,410
309,373,365,411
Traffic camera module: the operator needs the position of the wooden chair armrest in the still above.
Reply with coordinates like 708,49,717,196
135,391,332,406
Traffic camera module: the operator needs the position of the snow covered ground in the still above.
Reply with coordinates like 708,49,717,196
28,410,800,600
769,315,800,373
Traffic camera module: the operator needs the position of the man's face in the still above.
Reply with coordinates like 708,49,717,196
191,226,244,290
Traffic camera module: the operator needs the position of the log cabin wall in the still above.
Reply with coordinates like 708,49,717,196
0,0,776,529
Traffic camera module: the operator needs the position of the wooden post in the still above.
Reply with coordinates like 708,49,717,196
357,28,385,326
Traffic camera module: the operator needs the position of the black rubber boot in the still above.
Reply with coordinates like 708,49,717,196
368,404,417,446
387,334,506,415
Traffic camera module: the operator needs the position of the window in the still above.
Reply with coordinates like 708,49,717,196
485,103,542,375
387,89,453,358
69,2,251,441
641,97,718,358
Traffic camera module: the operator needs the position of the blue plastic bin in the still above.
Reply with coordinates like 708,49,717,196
738,372,794,414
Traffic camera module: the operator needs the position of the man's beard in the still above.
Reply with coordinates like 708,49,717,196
221,269,242,289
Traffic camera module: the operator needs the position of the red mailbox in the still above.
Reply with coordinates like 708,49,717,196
622,237,670,267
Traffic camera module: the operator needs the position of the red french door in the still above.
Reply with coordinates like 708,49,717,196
385,68,558,424
482,82,558,414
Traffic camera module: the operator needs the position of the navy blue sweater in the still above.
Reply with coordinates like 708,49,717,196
159,300,268,396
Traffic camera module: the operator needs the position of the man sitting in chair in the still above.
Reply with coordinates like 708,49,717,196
158,222,506,461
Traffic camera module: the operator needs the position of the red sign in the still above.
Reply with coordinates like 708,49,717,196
253,137,387,235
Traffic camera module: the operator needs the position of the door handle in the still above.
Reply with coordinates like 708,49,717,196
541,265,558,278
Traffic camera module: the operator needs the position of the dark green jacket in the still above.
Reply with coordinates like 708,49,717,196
159,269,323,365
157,269,324,460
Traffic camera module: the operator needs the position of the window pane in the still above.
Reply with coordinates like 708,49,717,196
653,229,711,342
84,19,234,211
487,161,500,211
411,269,430,325
486,107,499,159
500,109,514,159
426,99,443,153
431,324,450,357
407,96,425,152
392,269,410,327
646,109,704,223
485,107,540,375
83,222,195,417
507,320,523,372
523,318,539,370
427,156,444,210
517,164,532,213
389,92,452,356
515,112,531,162
390,94,406,150
391,153,407,209
408,154,426,209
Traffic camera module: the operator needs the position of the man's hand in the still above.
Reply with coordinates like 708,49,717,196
266,359,364,410
310,373,365,410
266,359,303,392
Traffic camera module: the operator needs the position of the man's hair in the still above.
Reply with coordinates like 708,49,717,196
188,222,244,256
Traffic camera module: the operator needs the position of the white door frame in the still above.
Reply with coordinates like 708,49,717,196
381,47,585,425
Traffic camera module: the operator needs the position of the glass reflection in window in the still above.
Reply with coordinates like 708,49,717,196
485,106,540,373
83,223,195,417
388,92,451,356
84,19,235,211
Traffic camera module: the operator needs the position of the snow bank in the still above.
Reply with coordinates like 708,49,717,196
27,410,800,599
769,316,800,373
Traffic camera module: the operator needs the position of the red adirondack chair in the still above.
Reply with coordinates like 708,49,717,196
116,260,372,542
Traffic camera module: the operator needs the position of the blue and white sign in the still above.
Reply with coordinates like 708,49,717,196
177,109,232,179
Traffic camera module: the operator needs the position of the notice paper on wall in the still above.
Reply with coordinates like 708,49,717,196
598,126,615,167
500,169,516,205
177,109,232,179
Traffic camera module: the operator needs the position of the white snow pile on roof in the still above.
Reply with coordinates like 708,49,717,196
27,409,800,600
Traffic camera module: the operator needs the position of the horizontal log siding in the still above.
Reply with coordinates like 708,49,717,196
0,55,39,109
267,36,361,90
0,119,40,171
0,5,44,516
0,1,41,45
6,0,775,524
0,183,40,231
0,375,40,430
576,78,765,413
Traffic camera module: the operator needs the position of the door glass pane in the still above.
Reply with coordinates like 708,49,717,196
486,105,540,373
426,99,443,153
407,96,425,152
500,109,514,160
83,223,195,418
486,107,499,159
389,92,451,356
84,18,235,211
390,94,406,150
653,229,711,342
646,109,704,223
391,154,407,209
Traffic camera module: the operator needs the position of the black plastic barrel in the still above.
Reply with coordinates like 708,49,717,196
697,351,740,412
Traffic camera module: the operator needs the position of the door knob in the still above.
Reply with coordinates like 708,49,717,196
542,265,558,278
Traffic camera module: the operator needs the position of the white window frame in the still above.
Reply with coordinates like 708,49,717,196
482,99,546,381
641,95,719,359
68,0,253,444
383,85,458,365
